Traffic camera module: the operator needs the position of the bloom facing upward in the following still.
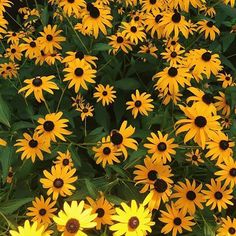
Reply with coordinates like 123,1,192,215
175,103,222,149
159,202,195,236
197,20,220,40
185,149,204,166
40,165,78,200
110,200,155,235
59,0,85,17
126,90,154,119
18,75,59,103
15,132,51,162
93,84,116,106
36,112,72,143
54,150,74,169
216,216,236,236
144,131,178,163
53,200,97,236
110,121,138,159
76,102,94,121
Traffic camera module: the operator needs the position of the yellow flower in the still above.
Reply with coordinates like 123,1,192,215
93,84,116,106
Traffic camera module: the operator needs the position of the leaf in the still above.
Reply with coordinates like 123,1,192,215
41,6,49,26
68,145,81,168
93,43,112,51
0,198,33,215
84,127,106,143
221,33,236,52
105,194,123,205
123,149,146,169
0,146,13,183
84,179,98,199
115,78,140,90
0,95,10,127
94,104,110,132
11,121,35,131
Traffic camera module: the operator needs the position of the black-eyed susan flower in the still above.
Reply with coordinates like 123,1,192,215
63,59,96,93
44,51,63,65
92,136,122,168
158,87,182,105
158,11,189,38
85,194,115,230
202,179,233,212
121,21,146,45
171,179,205,215
175,103,222,149
126,90,154,119
110,120,138,159
217,72,234,88
197,20,220,40
153,66,191,95
110,200,155,235
71,94,85,108
200,5,216,17
18,75,59,103
20,37,41,59
27,196,57,226
0,15,8,38
143,177,173,210
0,62,19,79
93,84,116,106
223,0,235,7
185,149,204,166
217,216,236,236
214,91,231,117
59,0,85,17
76,102,94,121
138,43,158,60
205,131,234,164
144,131,178,164
40,165,78,200
10,220,50,236
54,150,74,169
215,156,236,188
5,31,22,44
38,25,66,54
221,116,231,129
81,2,112,38
53,200,97,235
108,31,133,54
141,0,165,12
134,155,173,193
169,0,203,12
15,132,51,163
36,112,72,142
159,202,196,236
6,167,13,184
5,43,22,61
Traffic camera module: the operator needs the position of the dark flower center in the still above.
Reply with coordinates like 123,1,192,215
12,32,17,36
39,208,47,216
170,52,177,58
172,13,181,23
228,227,236,234
83,108,88,113
171,41,176,45
157,142,167,151
128,216,139,229
134,16,139,21
43,121,55,131
192,154,198,161
219,140,229,150
202,52,211,62
150,0,156,4
30,41,36,48
96,208,105,217
148,170,157,181
46,34,53,41
75,51,84,59
130,26,137,33
53,178,64,188
68,0,74,3
66,218,80,234
229,168,236,177
86,2,93,11
202,93,214,104
194,116,207,128
186,190,196,200
214,191,223,200
89,7,100,18
174,217,182,225
74,68,84,76
29,139,38,148
32,77,43,87
11,48,16,53
8,171,13,177
103,147,111,155
102,91,108,96
155,14,162,23
225,76,230,81
168,67,178,77
117,36,124,43
63,159,70,166
135,100,142,108
154,179,168,193
111,131,123,145
207,21,214,28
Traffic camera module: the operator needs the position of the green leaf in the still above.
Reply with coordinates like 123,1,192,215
0,95,10,127
124,149,146,169
221,33,236,52
0,198,33,215
93,43,112,51
68,145,81,168
105,194,123,205
0,146,13,183
41,6,49,26
84,179,98,199
11,121,35,131
115,78,140,90
94,104,110,132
